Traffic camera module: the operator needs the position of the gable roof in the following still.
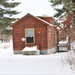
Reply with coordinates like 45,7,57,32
10,13,53,27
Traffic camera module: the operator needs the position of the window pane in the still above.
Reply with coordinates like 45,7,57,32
26,29,34,37
26,37,34,43
25,29,34,43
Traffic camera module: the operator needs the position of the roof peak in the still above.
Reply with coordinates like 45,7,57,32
26,13,53,26
10,13,54,27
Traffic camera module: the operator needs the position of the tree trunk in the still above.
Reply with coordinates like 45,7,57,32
0,28,4,42
57,30,59,52
66,36,70,50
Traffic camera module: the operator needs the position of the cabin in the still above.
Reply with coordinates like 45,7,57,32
10,13,58,55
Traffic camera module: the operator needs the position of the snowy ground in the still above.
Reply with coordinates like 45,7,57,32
0,42,75,75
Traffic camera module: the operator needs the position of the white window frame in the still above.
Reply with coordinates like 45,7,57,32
25,28,35,44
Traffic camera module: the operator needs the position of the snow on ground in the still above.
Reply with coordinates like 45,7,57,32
22,46,38,51
0,42,75,75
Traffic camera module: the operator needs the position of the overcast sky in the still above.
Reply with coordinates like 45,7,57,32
13,0,56,18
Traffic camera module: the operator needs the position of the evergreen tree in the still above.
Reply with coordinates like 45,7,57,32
49,0,75,50
49,0,73,18
0,0,20,37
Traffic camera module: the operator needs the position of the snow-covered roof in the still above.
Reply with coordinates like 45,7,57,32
59,41,68,45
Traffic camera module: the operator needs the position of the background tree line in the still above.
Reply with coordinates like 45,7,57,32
49,0,75,49
0,0,20,42
49,0,75,70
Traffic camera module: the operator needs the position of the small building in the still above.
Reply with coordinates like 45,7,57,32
10,13,58,54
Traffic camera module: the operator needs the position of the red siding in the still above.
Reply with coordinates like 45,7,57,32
11,13,57,52
47,26,57,49
12,15,47,51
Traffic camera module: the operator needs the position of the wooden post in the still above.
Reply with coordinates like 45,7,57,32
57,30,59,52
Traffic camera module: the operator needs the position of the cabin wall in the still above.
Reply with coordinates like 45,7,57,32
47,26,57,54
12,15,47,54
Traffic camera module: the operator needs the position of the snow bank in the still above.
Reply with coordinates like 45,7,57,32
22,46,38,51
0,42,10,49
0,42,74,75
71,41,75,50
22,46,40,55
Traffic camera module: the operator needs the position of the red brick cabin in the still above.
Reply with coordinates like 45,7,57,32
11,13,57,54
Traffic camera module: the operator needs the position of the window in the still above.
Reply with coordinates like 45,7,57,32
25,29,34,44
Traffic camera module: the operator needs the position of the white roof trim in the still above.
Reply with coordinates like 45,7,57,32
36,17,53,26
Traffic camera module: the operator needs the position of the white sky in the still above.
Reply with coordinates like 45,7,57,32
13,0,56,18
